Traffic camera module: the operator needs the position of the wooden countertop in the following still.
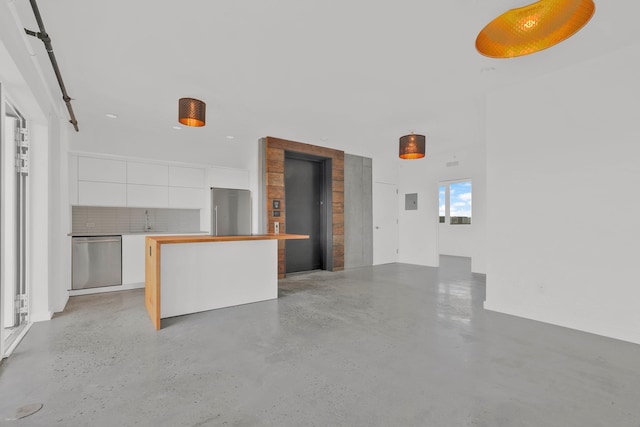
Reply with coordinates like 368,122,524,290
145,233,308,244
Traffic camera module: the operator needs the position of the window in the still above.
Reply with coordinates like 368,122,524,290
439,180,472,225
439,185,446,223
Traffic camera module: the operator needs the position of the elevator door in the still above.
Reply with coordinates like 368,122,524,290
285,157,324,273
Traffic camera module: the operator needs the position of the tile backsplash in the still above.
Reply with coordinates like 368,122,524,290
72,206,201,234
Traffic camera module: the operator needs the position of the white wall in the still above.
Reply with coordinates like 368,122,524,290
397,155,438,267
1,1,69,320
49,115,72,314
485,43,640,345
397,141,486,273
29,122,51,321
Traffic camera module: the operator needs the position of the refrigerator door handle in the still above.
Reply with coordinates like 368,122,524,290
214,205,218,236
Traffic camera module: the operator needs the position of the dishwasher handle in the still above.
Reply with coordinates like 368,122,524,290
73,238,122,244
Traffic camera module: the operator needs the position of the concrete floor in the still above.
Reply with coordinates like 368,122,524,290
1,256,639,426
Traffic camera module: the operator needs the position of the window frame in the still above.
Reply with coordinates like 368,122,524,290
438,179,472,226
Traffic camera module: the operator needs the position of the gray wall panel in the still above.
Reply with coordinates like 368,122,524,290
344,154,373,269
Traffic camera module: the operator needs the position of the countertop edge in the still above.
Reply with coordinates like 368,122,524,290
68,231,209,237
146,234,309,244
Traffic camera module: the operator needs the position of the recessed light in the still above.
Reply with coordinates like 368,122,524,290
226,135,235,140
320,137,329,142
172,126,182,130
105,113,118,119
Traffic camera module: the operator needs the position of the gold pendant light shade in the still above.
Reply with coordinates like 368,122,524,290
399,134,426,160
178,97,206,127
476,0,595,58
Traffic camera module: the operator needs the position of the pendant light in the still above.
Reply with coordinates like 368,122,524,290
178,97,206,127
399,133,426,160
476,0,595,58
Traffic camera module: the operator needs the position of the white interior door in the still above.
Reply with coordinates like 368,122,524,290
373,182,398,265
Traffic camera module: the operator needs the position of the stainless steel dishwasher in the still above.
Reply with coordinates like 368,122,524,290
72,236,122,290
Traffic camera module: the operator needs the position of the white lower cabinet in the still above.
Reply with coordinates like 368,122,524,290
122,235,146,285
78,181,127,206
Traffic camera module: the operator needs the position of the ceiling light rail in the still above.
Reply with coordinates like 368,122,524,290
24,0,79,131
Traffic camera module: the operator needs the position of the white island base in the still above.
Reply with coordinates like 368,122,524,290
160,239,277,319
145,233,308,329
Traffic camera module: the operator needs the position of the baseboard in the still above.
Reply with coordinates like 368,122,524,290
69,282,144,297
30,311,53,322
483,300,640,346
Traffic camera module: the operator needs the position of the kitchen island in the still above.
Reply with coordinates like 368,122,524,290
145,234,308,330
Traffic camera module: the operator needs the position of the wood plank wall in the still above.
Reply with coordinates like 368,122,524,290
264,136,344,278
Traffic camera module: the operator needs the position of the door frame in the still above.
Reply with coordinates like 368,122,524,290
284,151,333,271
0,83,5,358
373,181,399,265
260,136,345,278
1,90,31,357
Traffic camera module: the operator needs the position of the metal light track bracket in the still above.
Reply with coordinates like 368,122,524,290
24,0,79,131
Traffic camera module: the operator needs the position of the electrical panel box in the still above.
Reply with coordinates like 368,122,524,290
405,193,418,210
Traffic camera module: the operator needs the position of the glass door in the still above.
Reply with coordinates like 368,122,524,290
1,88,29,356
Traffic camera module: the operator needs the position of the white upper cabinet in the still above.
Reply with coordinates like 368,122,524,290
169,187,206,209
127,184,169,208
69,153,79,205
169,166,205,188
71,154,213,208
127,162,169,186
78,157,126,183
78,181,127,206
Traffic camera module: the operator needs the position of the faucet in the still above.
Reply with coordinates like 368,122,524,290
144,210,152,231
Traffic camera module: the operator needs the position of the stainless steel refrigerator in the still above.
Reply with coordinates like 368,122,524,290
210,187,252,236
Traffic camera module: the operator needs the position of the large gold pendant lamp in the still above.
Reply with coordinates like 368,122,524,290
178,97,206,127
399,133,426,160
476,0,595,58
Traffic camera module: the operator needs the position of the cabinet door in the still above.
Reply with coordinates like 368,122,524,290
127,184,169,208
127,162,169,186
78,157,126,183
169,187,206,209
69,154,79,205
169,166,205,188
78,181,127,206
121,235,146,285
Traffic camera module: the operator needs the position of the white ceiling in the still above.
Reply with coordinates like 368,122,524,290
10,1,639,166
